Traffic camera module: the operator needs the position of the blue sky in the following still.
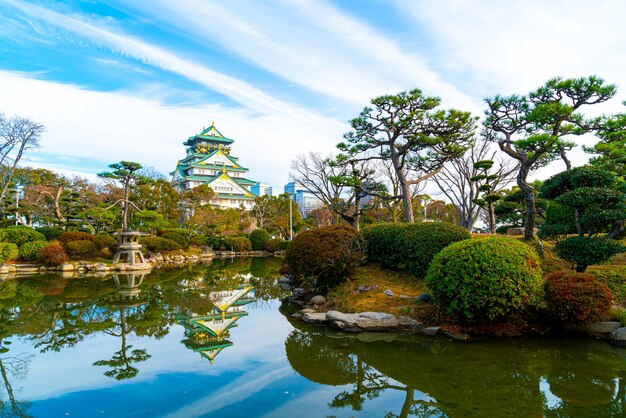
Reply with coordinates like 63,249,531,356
0,0,625,190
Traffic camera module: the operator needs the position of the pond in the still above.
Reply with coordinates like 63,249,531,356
0,257,624,417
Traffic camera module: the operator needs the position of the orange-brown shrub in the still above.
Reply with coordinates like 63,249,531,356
38,242,69,266
544,271,612,323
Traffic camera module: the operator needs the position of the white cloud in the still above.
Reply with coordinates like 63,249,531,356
0,72,343,190
109,0,479,112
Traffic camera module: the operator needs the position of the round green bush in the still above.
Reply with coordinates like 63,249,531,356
555,236,626,272
363,222,470,277
544,271,612,323
58,231,105,249
284,225,366,291
0,227,46,247
425,237,543,321
265,238,286,253
189,235,208,247
38,242,68,266
0,242,18,263
35,226,62,241
19,240,48,261
140,236,182,252
230,237,252,252
94,233,118,252
64,240,98,259
160,232,189,249
249,229,271,251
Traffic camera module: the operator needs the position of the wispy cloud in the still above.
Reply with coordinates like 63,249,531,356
107,0,478,111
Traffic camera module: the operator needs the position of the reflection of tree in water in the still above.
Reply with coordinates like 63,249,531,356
285,317,626,418
0,309,32,417
93,274,152,380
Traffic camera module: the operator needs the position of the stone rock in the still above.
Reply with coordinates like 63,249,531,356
355,312,399,331
59,263,74,272
564,321,623,338
302,312,326,324
506,227,538,236
278,276,291,284
5,265,16,273
290,313,302,319
94,263,110,272
300,308,316,314
38,266,47,273
420,326,440,336
442,330,472,341
609,327,626,347
310,295,326,305
0,265,8,274
354,285,378,293
397,316,423,332
326,310,359,326
384,289,394,297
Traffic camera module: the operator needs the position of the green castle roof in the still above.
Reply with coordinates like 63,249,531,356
183,123,235,146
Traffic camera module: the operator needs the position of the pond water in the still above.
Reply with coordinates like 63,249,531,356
0,257,624,417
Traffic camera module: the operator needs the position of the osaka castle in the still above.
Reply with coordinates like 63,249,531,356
171,122,258,210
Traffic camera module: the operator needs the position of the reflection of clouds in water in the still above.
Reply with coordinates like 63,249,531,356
540,377,561,410
163,365,292,418
19,296,292,401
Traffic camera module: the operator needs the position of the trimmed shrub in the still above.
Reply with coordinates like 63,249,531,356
230,237,252,252
249,229,271,251
95,233,118,252
265,238,287,253
425,237,543,321
284,225,366,291
363,222,470,277
189,235,208,247
160,232,189,249
38,242,69,266
35,226,62,241
19,240,48,261
0,227,46,247
544,271,612,323
58,231,105,249
140,236,182,252
65,240,98,259
0,242,18,263
555,236,626,272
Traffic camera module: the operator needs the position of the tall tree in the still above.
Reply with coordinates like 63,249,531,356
586,102,626,177
98,161,143,230
485,76,617,239
0,113,43,219
338,89,476,223
433,137,516,232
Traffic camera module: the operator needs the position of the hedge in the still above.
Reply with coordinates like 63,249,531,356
362,222,470,277
0,243,18,263
19,241,48,261
65,240,98,259
38,242,68,266
140,236,182,252
0,227,47,247
250,229,271,251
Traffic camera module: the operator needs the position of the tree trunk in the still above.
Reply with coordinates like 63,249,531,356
488,203,496,234
400,179,414,223
517,165,536,239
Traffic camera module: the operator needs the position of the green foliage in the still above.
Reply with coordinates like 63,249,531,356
160,232,189,249
65,240,98,259
19,240,48,261
0,227,46,246
588,265,626,306
585,103,626,177
188,235,208,247
284,225,366,291
37,242,68,266
540,166,617,200
229,237,252,252
95,233,118,252
555,236,626,272
58,231,105,249
495,224,519,234
0,242,18,262
544,271,612,323
140,236,181,252
362,222,470,277
425,237,543,321
537,224,572,244
265,238,287,253
35,226,62,241
249,229,271,251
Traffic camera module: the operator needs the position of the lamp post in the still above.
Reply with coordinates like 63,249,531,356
289,194,293,241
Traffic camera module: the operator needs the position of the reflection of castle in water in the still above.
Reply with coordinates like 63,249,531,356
179,280,255,364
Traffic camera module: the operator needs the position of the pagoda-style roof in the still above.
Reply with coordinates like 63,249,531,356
183,122,235,147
